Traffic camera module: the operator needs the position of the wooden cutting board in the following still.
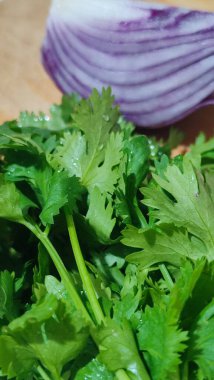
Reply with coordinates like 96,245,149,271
0,0,61,123
149,0,214,12
0,0,213,143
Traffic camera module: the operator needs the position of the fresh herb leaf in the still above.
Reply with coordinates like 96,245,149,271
0,175,35,223
123,225,206,268
189,299,214,380
2,293,89,379
94,318,150,380
86,187,116,244
143,157,214,257
136,305,187,380
74,358,114,380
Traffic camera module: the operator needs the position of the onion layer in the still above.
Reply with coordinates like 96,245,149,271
42,0,214,127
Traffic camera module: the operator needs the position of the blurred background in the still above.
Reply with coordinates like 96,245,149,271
0,0,61,122
0,0,214,143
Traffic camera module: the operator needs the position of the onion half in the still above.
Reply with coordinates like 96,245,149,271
42,0,214,127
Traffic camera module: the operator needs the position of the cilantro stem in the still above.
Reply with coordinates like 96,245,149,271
181,362,188,380
65,208,105,325
159,264,174,291
116,369,132,380
65,211,135,380
133,197,148,228
37,365,52,380
22,220,92,324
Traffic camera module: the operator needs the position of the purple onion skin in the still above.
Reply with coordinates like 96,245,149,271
41,0,214,128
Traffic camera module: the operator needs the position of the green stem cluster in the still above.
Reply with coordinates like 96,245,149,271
159,264,174,291
65,208,104,325
37,365,52,380
23,215,150,380
23,220,92,324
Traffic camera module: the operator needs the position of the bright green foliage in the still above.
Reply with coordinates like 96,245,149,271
94,318,149,380
189,300,214,379
167,260,206,320
5,160,82,225
0,124,44,155
0,335,36,379
83,132,123,194
4,162,53,207
143,157,214,257
49,89,123,194
0,271,19,322
136,305,187,380
124,135,150,188
73,88,119,166
40,172,81,225
115,135,150,227
187,133,214,168
18,93,80,130
0,175,35,223
86,187,116,244
74,358,114,380
1,91,214,380
48,131,86,178
0,293,89,380
123,225,206,267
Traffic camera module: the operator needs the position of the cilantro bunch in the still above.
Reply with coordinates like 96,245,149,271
0,88,214,380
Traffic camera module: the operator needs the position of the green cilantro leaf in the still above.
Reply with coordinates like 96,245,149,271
48,131,86,178
123,225,206,268
181,262,214,330
4,161,53,208
1,293,89,379
189,299,214,380
187,133,214,168
49,121,123,194
83,132,123,194
18,93,80,131
136,305,187,380
74,358,114,380
0,335,36,379
4,158,82,225
0,175,35,223
86,187,116,244
94,318,149,380
124,135,150,188
39,172,81,225
0,270,19,322
143,157,214,257
115,135,150,228
73,88,119,163
0,124,44,155
167,260,206,321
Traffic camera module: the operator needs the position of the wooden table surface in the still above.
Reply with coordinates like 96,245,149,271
0,0,61,123
0,0,214,143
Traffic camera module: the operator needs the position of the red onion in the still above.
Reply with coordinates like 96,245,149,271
42,0,214,127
